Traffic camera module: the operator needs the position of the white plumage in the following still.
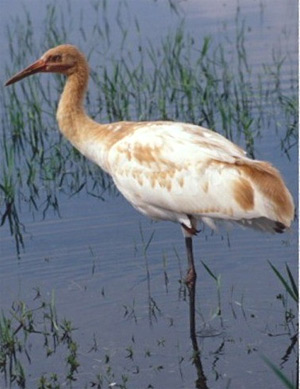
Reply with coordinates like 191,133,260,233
79,120,293,235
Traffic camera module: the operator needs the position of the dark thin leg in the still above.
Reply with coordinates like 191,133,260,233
185,237,197,337
185,237,208,388
185,237,197,289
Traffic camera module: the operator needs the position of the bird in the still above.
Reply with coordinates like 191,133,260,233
5,44,294,288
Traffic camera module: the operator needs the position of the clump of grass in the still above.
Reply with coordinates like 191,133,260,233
0,293,80,388
0,141,24,255
1,289,171,388
0,312,26,388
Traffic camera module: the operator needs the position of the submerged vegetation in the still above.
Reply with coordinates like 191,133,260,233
0,1,298,254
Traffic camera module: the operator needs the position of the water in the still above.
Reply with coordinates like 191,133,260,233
0,1,298,388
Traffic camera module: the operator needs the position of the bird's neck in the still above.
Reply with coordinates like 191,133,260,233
56,65,111,173
57,65,90,145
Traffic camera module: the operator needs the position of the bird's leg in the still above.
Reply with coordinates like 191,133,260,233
182,224,208,387
181,218,198,288
185,236,197,289
185,236,197,341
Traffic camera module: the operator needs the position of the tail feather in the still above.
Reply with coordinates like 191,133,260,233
236,217,289,234
201,216,290,234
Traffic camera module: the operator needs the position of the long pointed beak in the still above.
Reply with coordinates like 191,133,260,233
5,58,47,86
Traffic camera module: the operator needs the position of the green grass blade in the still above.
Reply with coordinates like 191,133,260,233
201,261,217,281
261,355,297,389
268,261,298,303
285,263,298,301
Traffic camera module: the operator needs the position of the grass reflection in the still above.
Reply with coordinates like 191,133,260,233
0,1,298,388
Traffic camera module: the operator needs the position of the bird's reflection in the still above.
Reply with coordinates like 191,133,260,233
187,278,209,389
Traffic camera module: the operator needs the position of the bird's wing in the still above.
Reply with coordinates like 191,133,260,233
105,122,255,221
105,121,293,232
107,121,246,170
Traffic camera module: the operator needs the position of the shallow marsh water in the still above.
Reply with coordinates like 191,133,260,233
0,1,298,388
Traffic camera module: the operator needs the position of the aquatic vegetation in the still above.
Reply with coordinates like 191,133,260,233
0,293,79,388
268,261,298,304
0,1,297,254
261,355,297,389
0,258,297,388
0,1,297,388
201,261,223,326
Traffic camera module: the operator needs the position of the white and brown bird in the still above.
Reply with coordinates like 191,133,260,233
5,44,294,286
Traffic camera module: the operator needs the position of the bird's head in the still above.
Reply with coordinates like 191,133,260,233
5,44,87,86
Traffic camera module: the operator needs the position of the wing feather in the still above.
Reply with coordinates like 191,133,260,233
104,121,293,231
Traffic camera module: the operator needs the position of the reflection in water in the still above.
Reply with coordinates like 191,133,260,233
187,277,208,389
0,2,297,388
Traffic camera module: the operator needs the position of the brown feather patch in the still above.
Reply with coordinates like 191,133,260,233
236,161,294,226
233,178,255,211
133,144,161,165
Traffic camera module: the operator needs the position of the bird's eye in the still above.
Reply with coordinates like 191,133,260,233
51,54,62,63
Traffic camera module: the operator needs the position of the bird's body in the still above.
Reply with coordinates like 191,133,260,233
5,44,294,285
67,118,293,235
